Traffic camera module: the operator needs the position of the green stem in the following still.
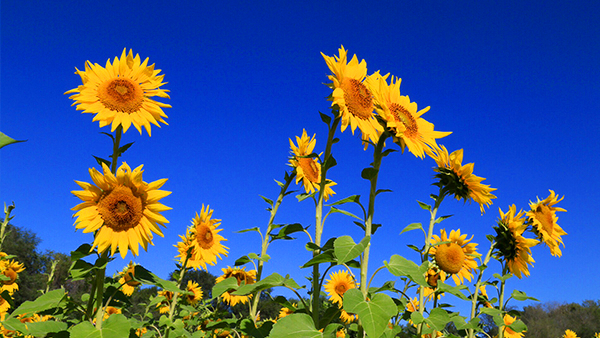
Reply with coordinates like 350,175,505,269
468,240,496,338
165,253,191,338
311,114,340,326
498,265,508,338
417,188,445,337
250,172,295,323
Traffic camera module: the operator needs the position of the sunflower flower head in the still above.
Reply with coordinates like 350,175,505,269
430,145,497,213
215,266,256,306
428,229,479,285
118,261,141,296
0,254,25,295
278,303,297,319
324,270,356,306
494,205,539,278
65,48,171,136
288,129,336,201
174,205,229,270
340,309,358,324
156,290,173,314
321,45,383,147
563,330,579,338
526,190,567,257
71,162,171,259
368,74,451,158
502,314,525,338
185,280,203,305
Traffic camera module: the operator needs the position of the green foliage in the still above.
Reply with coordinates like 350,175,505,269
0,131,26,149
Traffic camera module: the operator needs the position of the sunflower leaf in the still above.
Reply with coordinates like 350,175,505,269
117,142,134,156
343,289,397,338
511,289,539,302
437,281,469,301
93,156,111,169
334,235,370,264
320,112,332,126
327,194,361,206
99,132,115,142
434,214,453,224
259,195,274,207
0,132,26,149
234,255,252,266
417,200,432,211
211,277,239,300
376,189,392,196
384,254,428,287
322,154,337,170
301,250,335,268
133,265,180,293
239,318,274,338
269,313,323,338
361,167,378,180
9,289,65,318
328,207,362,221
270,223,306,241
236,227,261,235
400,223,425,236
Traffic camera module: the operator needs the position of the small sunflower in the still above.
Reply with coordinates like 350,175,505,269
368,75,451,158
278,303,296,319
494,205,539,278
563,330,579,338
288,130,336,201
321,46,383,146
215,266,256,306
526,190,567,257
103,306,122,320
185,280,203,305
118,261,141,296
429,229,479,285
174,205,229,270
340,309,358,324
430,145,497,213
0,256,25,294
65,48,171,136
324,270,356,306
502,314,524,338
156,290,173,314
72,162,171,259
478,285,493,308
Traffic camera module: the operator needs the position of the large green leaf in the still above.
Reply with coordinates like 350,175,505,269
234,272,300,295
269,313,323,338
23,321,68,336
211,277,239,299
9,289,65,317
133,265,180,293
343,289,397,338
334,235,370,264
69,314,131,338
384,254,428,287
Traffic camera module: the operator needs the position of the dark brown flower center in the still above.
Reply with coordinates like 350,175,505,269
342,79,374,120
297,157,319,183
98,78,144,113
389,103,417,136
97,185,143,231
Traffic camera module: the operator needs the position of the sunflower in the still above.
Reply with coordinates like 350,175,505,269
502,314,524,338
429,229,479,285
478,285,493,308
288,129,336,201
156,290,173,314
321,46,383,146
118,262,140,296
174,205,229,270
340,309,358,324
0,256,25,294
65,48,171,136
430,145,497,213
185,280,203,305
71,162,171,259
215,266,256,306
368,75,451,158
526,190,567,257
563,330,579,338
0,296,10,320
494,205,539,278
278,303,296,319
324,270,356,306
103,306,122,320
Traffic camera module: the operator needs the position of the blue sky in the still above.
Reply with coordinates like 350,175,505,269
1,0,599,316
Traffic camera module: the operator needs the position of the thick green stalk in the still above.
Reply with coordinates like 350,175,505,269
250,172,295,323
310,115,339,325
498,265,508,338
417,189,445,337
165,254,191,338
468,240,496,338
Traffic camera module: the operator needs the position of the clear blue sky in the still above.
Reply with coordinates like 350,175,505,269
2,0,599,315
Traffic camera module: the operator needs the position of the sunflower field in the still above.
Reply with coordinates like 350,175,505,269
0,46,585,338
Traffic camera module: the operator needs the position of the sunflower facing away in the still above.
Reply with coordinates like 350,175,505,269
428,229,479,285
526,190,567,257
65,48,171,136
321,46,383,146
118,262,141,296
215,266,256,306
430,145,497,213
494,205,539,278
174,205,229,270
368,75,451,158
71,162,171,259
324,270,356,306
288,129,336,201
0,253,25,294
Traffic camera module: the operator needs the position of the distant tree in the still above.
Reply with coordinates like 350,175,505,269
521,300,600,338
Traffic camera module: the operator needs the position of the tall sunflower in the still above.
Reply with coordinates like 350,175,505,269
174,205,229,270
428,229,479,285
71,162,171,259
65,48,171,136
324,270,356,306
430,145,497,213
494,205,539,278
215,266,256,306
288,129,336,201
118,262,141,296
321,46,383,146
368,75,451,158
526,190,567,257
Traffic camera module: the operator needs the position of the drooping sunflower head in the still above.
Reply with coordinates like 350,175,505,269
324,270,356,306
502,314,525,338
368,75,451,158
72,162,171,259
0,257,25,294
494,205,539,278
430,145,497,213
321,45,384,146
429,229,479,285
175,205,229,270
215,266,256,306
118,261,140,296
563,330,579,338
65,49,171,136
526,190,567,257
288,129,337,201
185,280,204,305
